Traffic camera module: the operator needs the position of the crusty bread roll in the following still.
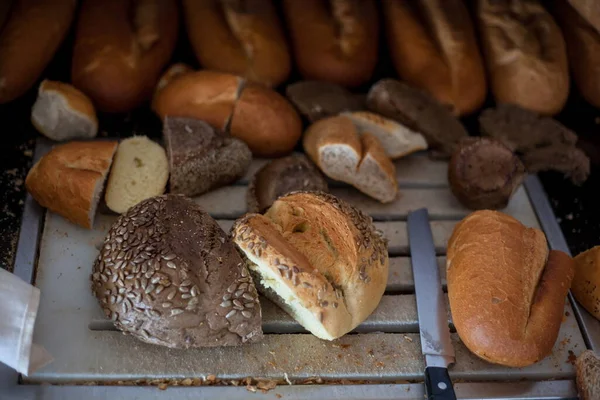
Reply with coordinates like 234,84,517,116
282,0,379,87
72,0,179,113
92,194,263,348
104,136,169,214
25,141,118,229
303,115,398,203
382,0,487,116
576,350,600,400
247,154,328,213
341,111,428,159
572,246,600,321
476,0,569,115
31,80,98,141
164,116,252,197
232,191,388,340
0,0,76,104
555,0,600,109
447,210,575,367
182,0,290,87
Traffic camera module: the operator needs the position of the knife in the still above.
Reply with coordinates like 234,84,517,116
407,208,457,400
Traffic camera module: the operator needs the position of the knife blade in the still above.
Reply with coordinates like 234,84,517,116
407,208,457,400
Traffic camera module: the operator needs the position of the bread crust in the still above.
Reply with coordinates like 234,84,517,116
573,246,600,321
25,141,118,229
183,0,290,87
382,0,487,116
282,0,379,87
0,0,76,104
447,210,575,367
72,0,179,113
476,0,569,115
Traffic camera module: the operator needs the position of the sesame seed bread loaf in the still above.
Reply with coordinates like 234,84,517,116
163,116,252,197
25,140,117,229
104,136,169,214
91,194,263,348
31,80,98,141
447,210,575,367
232,191,388,340
572,246,600,321
303,115,398,203
576,350,600,400
246,154,328,214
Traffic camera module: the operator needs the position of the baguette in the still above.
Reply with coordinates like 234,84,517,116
25,141,118,229
476,0,569,115
182,0,290,87
0,0,76,104
447,210,575,367
72,0,179,113
282,0,379,87
382,0,486,116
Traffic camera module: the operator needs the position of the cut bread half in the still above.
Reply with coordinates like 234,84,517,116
104,136,169,214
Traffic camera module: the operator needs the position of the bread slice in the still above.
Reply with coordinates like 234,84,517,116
31,80,98,141
341,111,428,159
576,350,600,400
104,136,169,214
25,141,118,229
303,115,398,203
232,191,388,340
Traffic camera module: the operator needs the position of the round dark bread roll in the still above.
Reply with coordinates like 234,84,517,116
247,154,328,213
232,191,388,340
448,137,525,210
91,194,263,348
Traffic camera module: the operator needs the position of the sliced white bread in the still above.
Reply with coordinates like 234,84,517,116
341,111,428,159
303,115,398,203
31,80,98,141
576,350,600,400
104,136,169,214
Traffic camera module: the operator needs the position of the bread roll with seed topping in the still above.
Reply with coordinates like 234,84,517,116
92,194,263,348
232,191,388,340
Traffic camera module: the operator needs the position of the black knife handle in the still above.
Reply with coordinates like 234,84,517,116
425,367,457,400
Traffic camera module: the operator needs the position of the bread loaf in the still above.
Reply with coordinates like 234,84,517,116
0,0,76,104
476,0,569,115
154,63,194,98
163,116,252,197
576,350,600,400
182,0,290,87
31,80,98,141
92,194,263,348
247,154,328,213
567,0,600,32
382,0,486,116
25,141,118,229
447,210,575,367
572,246,600,321
72,0,179,113
232,191,388,340
104,136,169,214
367,78,468,159
282,0,379,87
303,115,398,203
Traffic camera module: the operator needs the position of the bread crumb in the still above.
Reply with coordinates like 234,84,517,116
158,383,167,390
181,378,192,386
403,335,413,342
565,213,573,220
257,380,277,393
276,394,283,399
246,385,257,393
567,350,577,365
206,375,216,382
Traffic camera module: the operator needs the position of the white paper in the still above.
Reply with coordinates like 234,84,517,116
0,269,53,376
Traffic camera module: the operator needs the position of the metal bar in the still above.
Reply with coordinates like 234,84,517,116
524,175,600,352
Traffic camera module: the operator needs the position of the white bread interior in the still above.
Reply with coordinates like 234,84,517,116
105,136,169,214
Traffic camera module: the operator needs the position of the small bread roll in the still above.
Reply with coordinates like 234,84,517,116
232,191,388,340
573,246,600,321
31,80,98,141
104,136,169,214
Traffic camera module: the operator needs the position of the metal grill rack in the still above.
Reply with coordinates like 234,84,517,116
2,137,599,400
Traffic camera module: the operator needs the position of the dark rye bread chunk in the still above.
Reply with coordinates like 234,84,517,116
247,154,328,213
479,104,590,185
286,80,365,122
576,350,600,400
366,78,468,158
449,137,525,210
91,194,263,348
164,116,252,197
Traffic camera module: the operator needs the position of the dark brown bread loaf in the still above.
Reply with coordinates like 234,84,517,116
247,154,328,213
91,194,263,348
367,78,468,159
163,116,252,197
